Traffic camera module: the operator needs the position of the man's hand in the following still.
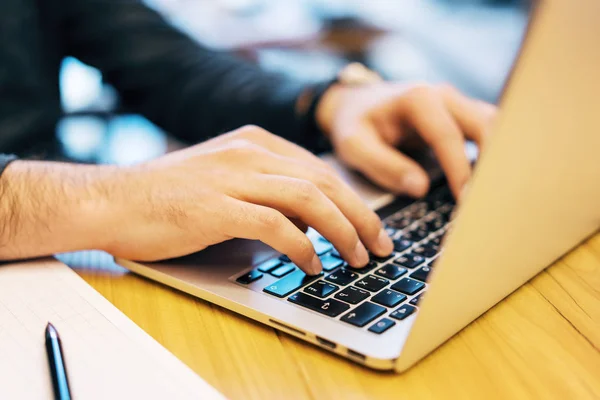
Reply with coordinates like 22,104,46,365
0,126,393,275
317,82,497,198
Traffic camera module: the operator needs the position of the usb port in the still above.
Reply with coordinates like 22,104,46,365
347,349,366,362
316,336,336,350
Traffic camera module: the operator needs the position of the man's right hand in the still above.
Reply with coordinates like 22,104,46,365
0,125,393,275
109,125,393,274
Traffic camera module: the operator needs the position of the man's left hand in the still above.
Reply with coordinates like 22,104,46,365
316,82,497,199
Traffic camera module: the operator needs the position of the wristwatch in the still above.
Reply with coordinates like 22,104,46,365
336,62,383,85
299,63,382,152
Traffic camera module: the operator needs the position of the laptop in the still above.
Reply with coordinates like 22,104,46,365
116,0,600,372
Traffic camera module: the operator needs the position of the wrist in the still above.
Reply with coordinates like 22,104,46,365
0,161,121,258
315,63,383,139
315,83,345,137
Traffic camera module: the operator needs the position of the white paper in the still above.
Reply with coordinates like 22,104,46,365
0,259,225,400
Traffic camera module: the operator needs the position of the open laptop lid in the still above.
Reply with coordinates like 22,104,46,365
395,0,600,372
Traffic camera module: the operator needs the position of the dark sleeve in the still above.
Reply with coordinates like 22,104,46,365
60,0,325,150
0,155,17,178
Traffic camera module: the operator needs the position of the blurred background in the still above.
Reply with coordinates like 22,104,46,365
57,0,530,166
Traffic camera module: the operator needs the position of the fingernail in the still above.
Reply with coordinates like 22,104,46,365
401,173,426,197
353,241,369,267
309,254,322,275
376,229,394,254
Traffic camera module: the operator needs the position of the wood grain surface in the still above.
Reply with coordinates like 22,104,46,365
76,233,600,400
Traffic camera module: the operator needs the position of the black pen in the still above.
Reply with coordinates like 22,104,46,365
45,322,72,400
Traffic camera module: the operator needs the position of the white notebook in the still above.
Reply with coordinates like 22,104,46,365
0,259,225,400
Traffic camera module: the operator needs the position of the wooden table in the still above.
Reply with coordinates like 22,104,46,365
72,233,600,400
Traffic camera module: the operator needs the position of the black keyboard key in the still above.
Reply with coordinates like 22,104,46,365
320,253,344,272
393,239,413,252
425,218,446,233
410,292,425,306
394,253,425,268
371,289,407,308
304,281,339,298
257,258,282,273
346,261,378,274
375,264,407,280
288,292,350,317
316,236,330,244
405,204,428,219
341,302,386,327
355,275,389,292
413,245,438,258
236,269,263,284
271,264,296,277
279,255,291,263
429,236,442,246
263,270,320,298
391,278,425,296
390,304,417,320
437,203,454,218
410,265,432,282
313,240,333,256
369,252,396,263
368,318,396,334
325,268,359,286
330,248,342,259
388,217,414,229
404,227,429,242
394,253,425,269
334,286,370,305
425,193,447,210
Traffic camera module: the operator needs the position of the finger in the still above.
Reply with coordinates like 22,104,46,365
223,198,322,275
233,151,394,258
341,127,430,198
440,85,498,150
234,175,370,268
403,92,471,198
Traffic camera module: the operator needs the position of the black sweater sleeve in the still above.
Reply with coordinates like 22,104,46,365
60,0,322,150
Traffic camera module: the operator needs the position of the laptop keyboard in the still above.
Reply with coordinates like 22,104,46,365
234,186,455,335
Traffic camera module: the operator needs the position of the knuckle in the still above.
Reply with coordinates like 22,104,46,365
294,180,320,203
237,124,271,139
295,237,315,260
313,171,340,194
227,138,253,149
438,83,459,97
225,139,262,157
409,82,433,96
408,83,440,105
257,210,284,230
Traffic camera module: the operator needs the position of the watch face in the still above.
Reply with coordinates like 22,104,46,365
339,62,383,85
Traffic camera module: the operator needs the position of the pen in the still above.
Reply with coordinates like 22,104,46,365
45,322,72,400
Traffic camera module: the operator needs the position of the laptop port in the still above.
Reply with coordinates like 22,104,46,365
269,319,305,336
315,336,336,350
347,349,366,362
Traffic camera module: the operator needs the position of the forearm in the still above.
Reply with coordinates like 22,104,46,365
0,161,116,260
62,0,315,148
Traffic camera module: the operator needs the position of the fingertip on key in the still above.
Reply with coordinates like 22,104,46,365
375,228,394,255
308,254,323,275
400,173,429,198
353,241,370,268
